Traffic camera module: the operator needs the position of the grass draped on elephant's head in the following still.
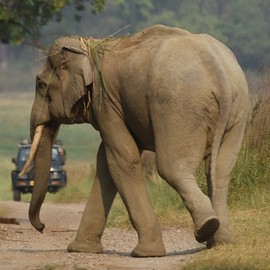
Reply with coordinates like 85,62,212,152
81,37,108,109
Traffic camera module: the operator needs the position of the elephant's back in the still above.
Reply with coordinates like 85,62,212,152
115,24,190,51
146,31,247,99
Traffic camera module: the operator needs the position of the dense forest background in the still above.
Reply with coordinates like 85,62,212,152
1,0,270,92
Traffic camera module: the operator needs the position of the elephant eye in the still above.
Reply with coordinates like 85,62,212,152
36,77,47,91
39,81,47,89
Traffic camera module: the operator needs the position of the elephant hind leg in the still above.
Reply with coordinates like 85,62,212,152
155,129,219,243
206,120,247,247
157,159,219,243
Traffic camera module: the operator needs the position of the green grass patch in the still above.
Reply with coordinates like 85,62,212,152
196,147,270,211
106,178,187,228
47,161,94,203
228,147,270,209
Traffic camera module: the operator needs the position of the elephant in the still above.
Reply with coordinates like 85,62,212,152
20,24,250,257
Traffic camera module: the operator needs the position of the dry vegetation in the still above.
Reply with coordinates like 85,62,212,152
245,66,270,149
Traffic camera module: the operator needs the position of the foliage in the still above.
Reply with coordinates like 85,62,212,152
165,0,269,69
0,0,269,91
221,0,270,69
0,0,107,45
111,0,154,32
0,0,268,78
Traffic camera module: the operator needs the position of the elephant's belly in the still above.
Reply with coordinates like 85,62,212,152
128,122,155,151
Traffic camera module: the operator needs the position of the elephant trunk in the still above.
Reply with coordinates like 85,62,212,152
28,123,59,232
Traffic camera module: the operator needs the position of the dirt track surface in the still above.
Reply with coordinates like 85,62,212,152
0,201,202,270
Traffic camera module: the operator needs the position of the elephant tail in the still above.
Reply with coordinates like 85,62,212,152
209,77,233,200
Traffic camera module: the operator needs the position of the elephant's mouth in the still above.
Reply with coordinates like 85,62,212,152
19,125,45,177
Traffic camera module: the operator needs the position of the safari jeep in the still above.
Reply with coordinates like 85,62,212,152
11,141,67,201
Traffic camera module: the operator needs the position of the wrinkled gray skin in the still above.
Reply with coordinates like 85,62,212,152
28,25,249,257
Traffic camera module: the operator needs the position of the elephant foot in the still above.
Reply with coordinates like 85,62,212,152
132,241,166,257
67,239,103,253
206,227,234,248
194,216,220,243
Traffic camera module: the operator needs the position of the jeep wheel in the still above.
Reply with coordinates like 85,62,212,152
13,190,21,202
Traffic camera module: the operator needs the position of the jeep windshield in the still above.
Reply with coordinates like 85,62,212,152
17,147,30,163
17,146,63,165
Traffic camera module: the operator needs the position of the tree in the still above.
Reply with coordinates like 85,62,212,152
138,0,270,69
0,0,107,45
219,0,270,69
109,0,153,32
1,0,269,70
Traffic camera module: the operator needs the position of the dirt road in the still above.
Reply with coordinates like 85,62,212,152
0,201,202,270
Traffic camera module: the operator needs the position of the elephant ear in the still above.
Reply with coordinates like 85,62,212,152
81,55,92,86
62,45,93,87
61,46,93,118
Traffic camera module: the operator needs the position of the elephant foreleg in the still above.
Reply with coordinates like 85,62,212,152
68,142,117,253
98,112,165,257
105,146,166,257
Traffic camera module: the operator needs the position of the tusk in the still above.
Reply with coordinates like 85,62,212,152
19,125,45,177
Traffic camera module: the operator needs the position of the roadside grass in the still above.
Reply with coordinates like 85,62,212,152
107,178,186,228
0,156,14,201
183,208,270,270
176,156,270,270
46,161,94,203
228,148,270,209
